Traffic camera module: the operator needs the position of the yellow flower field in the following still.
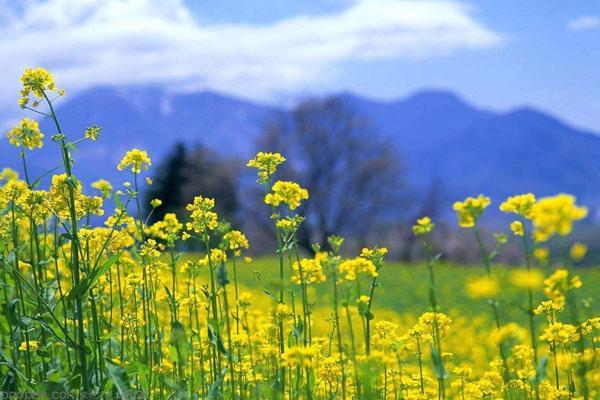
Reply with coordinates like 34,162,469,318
0,68,598,399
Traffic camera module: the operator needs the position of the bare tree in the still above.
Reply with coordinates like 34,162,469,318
254,96,407,252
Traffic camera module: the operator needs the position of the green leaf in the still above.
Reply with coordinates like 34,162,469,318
207,319,228,357
291,321,304,341
170,321,190,365
124,360,150,376
106,359,133,398
1,373,17,393
65,254,118,304
217,262,229,287
113,192,124,211
30,166,60,189
263,289,277,302
3,299,19,326
430,345,448,379
40,381,67,397
429,288,438,310
0,348,30,383
207,368,227,400
531,355,548,386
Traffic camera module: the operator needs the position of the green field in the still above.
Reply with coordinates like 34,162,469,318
183,254,600,323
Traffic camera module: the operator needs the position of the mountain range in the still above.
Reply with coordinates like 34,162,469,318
2,86,599,213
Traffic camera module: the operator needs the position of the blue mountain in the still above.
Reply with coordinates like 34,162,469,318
2,86,599,209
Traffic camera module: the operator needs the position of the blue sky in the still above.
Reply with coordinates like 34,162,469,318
1,0,599,130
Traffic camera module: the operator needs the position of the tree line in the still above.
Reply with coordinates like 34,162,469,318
147,95,445,257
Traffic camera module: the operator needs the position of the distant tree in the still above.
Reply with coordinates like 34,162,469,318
180,146,239,222
253,96,407,252
146,142,239,226
146,143,188,222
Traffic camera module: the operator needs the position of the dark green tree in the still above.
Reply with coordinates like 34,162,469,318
146,142,239,226
146,142,188,223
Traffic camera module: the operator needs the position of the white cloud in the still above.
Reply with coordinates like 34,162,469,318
567,15,600,31
0,0,502,110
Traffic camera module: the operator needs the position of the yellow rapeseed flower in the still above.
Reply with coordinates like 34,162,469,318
7,118,44,149
539,322,579,345
453,195,491,228
0,168,19,182
291,258,326,285
534,300,564,321
465,276,499,299
360,246,388,267
338,257,377,281
205,248,227,265
417,312,452,338
543,268,582,305
185,196,218,237
117,148,151,174
247,152,286,184
510,220,524,236
84,125,102,141
412,216,434,236
275,215,305,233
91,179,112,198
530,194,587,242
223,230,249,254
499,193,536,218
150,198,162,208
533,247,549,264
139,239,161,258
19,67,60,108
147,213,182,244
2,179,29,202
264,180,309,210
508,269,544,290
281,345,318,368
18,340,40,352
569,243,587,261
490,322,527,346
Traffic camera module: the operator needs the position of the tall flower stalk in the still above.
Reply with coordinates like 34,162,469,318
454,195,510,384
413,216,447,399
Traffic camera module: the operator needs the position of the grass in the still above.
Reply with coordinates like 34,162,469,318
183,253,600,325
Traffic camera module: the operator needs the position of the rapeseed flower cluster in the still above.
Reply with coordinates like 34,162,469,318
570,243,587,261
117,148,152,173
412,216,435,236
466,276,500,299
246,151,286,184
185,196,219,237
19,67,62,108
452,194,491,228
338,256,378,281
530,194,588,242
499,193,536,218
543,268,582,306
7,117,44,149
264,180,309,210
291,257,326,285
91,178,112,198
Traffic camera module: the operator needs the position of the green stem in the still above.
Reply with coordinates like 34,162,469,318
43,91,89,392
